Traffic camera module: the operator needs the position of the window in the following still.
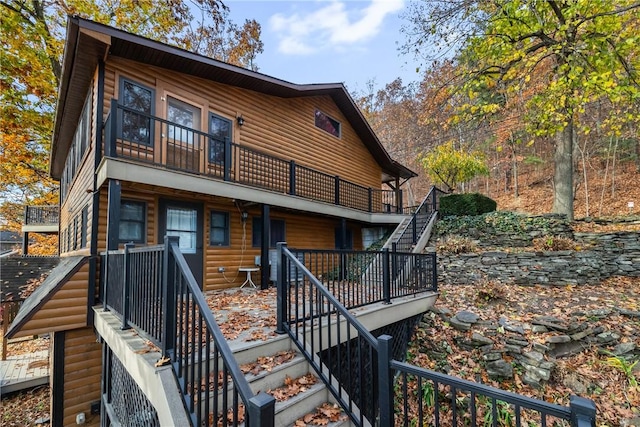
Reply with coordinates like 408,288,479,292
119,78,154,145
60,91,92,202
252,218,285,248
210,211,230,246
166,207,197,254
119,200,146,243
167,97,200,144
315,110,341,138
209,113,232,164
335,227,354,250
80,205,88,248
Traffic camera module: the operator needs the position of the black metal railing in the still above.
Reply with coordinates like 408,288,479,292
387,352,597,426
100,237,275,426
276,243,597,427
104,100,402,214
24,205,59,225
290,248,437,307
394,186,446,252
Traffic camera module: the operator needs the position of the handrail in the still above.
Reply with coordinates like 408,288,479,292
100,237,275,426
394,185,446,252
276,243,378,426
105,100,403,214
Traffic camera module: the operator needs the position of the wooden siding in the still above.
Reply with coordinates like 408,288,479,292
60,68,99,256
96,183,365,290
102,57,382,189
13,263,89,338
62,327,101,427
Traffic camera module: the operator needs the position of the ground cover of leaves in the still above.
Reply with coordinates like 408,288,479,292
409,277,640,426
0,386,50,426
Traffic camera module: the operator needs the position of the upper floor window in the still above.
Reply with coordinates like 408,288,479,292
209,113,232,165
119,78,154,146
315,110,341,138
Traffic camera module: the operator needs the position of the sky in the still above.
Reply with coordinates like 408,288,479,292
226,0,423,94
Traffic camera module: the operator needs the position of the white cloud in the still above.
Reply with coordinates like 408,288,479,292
269,0,404,55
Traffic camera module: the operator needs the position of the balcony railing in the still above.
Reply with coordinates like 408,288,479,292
104,100,403,214
24,205,59,225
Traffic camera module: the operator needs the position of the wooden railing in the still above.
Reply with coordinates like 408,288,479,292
104,100,403,214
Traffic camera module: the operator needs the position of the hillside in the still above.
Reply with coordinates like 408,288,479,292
484,162,640,219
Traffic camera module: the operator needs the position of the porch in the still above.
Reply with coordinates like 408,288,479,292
101,100,409,216
96,236,596,426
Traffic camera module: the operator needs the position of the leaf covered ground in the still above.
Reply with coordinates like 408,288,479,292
409,277,640,426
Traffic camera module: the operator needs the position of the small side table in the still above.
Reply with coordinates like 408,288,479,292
239,267,259,288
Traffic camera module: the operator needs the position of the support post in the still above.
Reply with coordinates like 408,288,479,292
275,242,287,334
105,98,118,157
395,176,401,213
382,248,391,304
247,393,276,427
22,231,29,255
121,243,134,330
289,160,296,195
377,335,394,426
431,252,438,291
412,217,417,245
334,176,340,205
261,204,270,289
570,396,596,427
161,236,179,358
224,136,231,181
106,180,121,251
368,188,373,212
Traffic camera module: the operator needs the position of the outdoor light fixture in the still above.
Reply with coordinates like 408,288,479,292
241,211,248,222
236,114,245,126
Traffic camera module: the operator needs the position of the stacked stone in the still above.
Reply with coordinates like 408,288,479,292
422,307,640,391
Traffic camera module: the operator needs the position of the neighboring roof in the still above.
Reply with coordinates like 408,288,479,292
1,256,60,302
50,16,417,182
6,256,87,338
0,230,21,242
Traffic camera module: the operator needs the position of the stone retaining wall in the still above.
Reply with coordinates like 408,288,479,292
438,232,640,286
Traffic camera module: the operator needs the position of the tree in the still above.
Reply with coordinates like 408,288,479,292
0,0,263,230
419,141,489,192
403,0,640,220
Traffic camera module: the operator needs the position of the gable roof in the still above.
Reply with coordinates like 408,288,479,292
50,16,416,182
6,256,88,339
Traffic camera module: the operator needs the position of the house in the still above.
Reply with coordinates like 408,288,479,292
6,17,418,426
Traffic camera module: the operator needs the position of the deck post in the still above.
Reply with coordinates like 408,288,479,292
260,204,270,289
121,243,134,330
22,231,29,255
377,334,394,426
224,136,231,181
570,396,596,427
106,179,121,251
289,160,296,195
162,236,179,358
247,392,276,427
105,98,118,157
431,252,438,291
368,188,373,212
275,242,287,334
334,176,340,205
382,248,391,304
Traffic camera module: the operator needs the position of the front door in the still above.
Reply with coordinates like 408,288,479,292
159,199,204,287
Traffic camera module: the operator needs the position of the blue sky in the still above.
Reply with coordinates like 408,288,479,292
226,0,423,93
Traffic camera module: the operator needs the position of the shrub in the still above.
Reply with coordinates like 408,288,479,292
532,236,577,251
439,193,497,216
476,281,506,302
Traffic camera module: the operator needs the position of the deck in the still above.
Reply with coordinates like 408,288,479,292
0,349,49,395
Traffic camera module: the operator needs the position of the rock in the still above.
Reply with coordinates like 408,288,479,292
586,308,612,318
499,317,525,335
482,352,502,362
563,374,587,394
523,351,545,366
449,317,471,331
524,365,551,381
613,342,636,355
547,335,571,344
532,319,569,331
504,344,522,354
470,333,494,347
596,331,620,344
570,328,595,341
550,341,589,358
618,309,640,318
522,372,543,389
486,359,513,379
533,343,551,353
506,338,529,347
455,310,480,324
621,417,640,427
430,306,453,318
532,325,549,333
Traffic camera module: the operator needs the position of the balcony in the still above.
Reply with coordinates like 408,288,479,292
22,206,59,233
104,100,406,215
